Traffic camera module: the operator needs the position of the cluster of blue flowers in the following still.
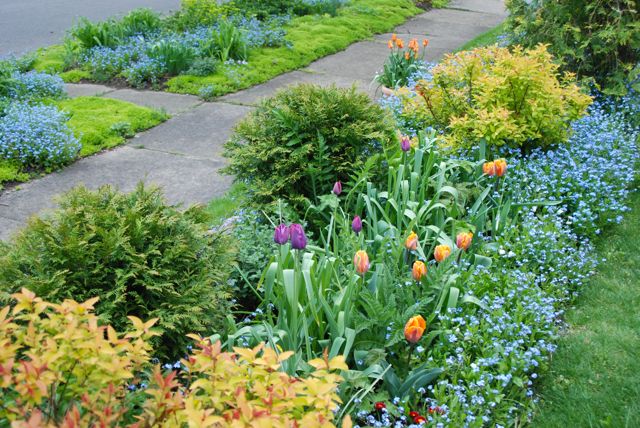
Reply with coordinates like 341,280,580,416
0,102,80,169
8,70,65,101
363,87,638,426
80,16,289,87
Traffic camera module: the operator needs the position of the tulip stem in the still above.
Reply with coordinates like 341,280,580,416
407,343,415,367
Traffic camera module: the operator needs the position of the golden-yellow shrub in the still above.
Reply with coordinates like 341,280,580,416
398,44,592,152
0,291,348,428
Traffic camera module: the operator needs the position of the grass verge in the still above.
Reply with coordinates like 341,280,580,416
532,189,640,427
34,0,421,97
204,182,247,225
0,97,167,190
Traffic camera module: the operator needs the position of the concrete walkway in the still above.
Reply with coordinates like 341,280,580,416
0,0,506,240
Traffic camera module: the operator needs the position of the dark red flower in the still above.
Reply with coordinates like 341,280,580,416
374,401,386,411
413,415,427,424
409,411,420,418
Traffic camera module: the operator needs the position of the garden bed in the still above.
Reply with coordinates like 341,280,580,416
33,0,423,97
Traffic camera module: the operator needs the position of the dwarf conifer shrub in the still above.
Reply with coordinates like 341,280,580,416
223,84,397,206
0,184,235,360
399,45,592,153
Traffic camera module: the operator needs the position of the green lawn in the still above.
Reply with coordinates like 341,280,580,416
532,190,640,427
455,22,505,51
0,97,167,190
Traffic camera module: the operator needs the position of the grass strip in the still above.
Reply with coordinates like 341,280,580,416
532,189,640,427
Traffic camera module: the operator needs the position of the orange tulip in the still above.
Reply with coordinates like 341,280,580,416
482,161,496,176
404,315,426,344
396,39,404,49
412,261,427,281
353,250,370,275
388,40,393,49
456,232,473,251
405,232,418,251
423,39,429,47
494,159,507,177
405,51,411,60
434,244,451,263
391,33,397,42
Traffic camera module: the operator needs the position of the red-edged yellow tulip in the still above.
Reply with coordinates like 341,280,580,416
456,232,473,251
353,250,370,275
405,232,418,251
412,261,427,281
494,159,507,177
434,244,451,262
404,315,426,344
483,161,496,176
396,39,404,49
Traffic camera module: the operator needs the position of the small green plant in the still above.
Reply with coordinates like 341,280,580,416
186,57,218,76
146,40,196,76
398,45,592,153
109,121,134,137
0,184,235,360
70,17,124,50
375,35,429,89
223,84,397,207
167,0,237,30
203,20,249,63
506,0,640,95
120,8,162,35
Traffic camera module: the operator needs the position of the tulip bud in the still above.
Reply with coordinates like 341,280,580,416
412,261,427,281
353,250,370,275
494,159,507,177
289,224,307,250
405,231,418,251
401,135,411,152
352,215,362,234
404,315,426,344
332,181,342,196
434,244,451,262
483,161,496,176
273,224,290,245
456,231,473,251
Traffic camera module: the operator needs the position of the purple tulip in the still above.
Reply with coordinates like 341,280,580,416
273,223,290,245
401,135,411,152
352,215,362,234
289,223,307,250
332,181,342,196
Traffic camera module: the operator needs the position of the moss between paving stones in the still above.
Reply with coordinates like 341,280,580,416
34,0,421,96
0,97,167,190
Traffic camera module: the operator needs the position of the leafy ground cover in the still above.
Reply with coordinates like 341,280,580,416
34,0,421,97
532,190,640,427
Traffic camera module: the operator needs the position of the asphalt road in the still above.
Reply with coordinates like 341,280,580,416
0,0,180,55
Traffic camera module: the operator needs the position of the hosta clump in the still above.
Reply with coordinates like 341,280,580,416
0,102,80,169
223,84,397,207
0,184,235,360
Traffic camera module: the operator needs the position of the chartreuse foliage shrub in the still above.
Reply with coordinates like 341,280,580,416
0,290,348,427
223,84,397,207
0,184,234,360
505,0,640,95
0,288,157,426
397,45,592,153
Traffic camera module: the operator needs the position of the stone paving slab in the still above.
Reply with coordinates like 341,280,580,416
129,102,252,159
449,0,506,16
0,217,23,242
394,9,505,38
0,146,231,225
65,83,115,98
103,89,203,115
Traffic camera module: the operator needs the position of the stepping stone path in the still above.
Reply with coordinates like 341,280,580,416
0,0,506,241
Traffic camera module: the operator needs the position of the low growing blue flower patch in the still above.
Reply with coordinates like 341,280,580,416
0,102,80,169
